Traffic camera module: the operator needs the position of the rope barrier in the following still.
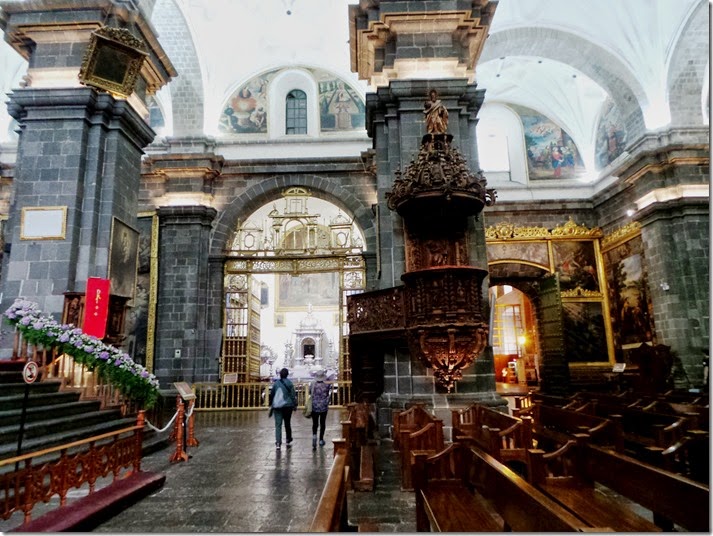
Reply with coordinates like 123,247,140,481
144,399,194,433
145,409,179,433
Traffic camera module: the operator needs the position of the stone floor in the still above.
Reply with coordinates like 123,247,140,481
3,405,670,533
89,409,415,533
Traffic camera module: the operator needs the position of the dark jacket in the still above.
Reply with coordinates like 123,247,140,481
269,378,297,408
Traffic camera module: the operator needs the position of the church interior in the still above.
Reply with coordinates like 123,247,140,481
0,0,709,532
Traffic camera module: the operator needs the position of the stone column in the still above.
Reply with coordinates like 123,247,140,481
0,0,174,357
155,205,218,385
350,1,503,437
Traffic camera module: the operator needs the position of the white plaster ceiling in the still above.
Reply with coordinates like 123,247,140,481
0,0,706,158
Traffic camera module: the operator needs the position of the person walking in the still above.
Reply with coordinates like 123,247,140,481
270,367,297,450
309,369,331,450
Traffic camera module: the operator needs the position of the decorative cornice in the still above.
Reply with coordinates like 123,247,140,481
485,222,550,240
600,221,641,251
561,287,603,298
485,217,602,240
550,217,602,238
349,1,497,87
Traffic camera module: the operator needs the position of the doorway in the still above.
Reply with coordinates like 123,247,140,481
490,285,539,387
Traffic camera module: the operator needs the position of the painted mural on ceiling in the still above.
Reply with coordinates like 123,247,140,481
595,98,628,170
218,67,365,135
510,104,585,181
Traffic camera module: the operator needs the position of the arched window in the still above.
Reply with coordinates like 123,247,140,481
286,90,307,134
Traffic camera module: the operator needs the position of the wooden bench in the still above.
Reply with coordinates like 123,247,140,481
412,443,503,532
527,436,661,532
399,420,444,490
392,404,435,452
573,399,689,456
526,401,623,451
451,403,532,470
527,437,710,532
309,439,353,532
412,442,609,532
341,403,377,491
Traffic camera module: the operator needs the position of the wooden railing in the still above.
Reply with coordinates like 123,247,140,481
0,412,145,525
193,381,353,410
12,331,137,414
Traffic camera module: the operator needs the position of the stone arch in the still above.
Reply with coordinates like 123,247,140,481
152,0,204,135
667,0,709,126
481,27,647,142
210,175,376,257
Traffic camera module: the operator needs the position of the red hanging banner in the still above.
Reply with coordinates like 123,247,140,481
82,277,111,338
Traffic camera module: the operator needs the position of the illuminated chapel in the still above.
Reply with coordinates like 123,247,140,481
0,0,708,532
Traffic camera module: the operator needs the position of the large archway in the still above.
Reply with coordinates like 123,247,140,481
208,186,367,409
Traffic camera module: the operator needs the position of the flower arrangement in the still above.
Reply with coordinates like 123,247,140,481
4,299,160,408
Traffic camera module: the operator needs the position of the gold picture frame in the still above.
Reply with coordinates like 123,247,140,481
78,26,148,98
20,206,67,240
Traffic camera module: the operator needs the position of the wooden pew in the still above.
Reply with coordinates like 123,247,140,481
412,443,504,532
451,404,533,468
526,401,623,451
309,439,352,532
526,436,661,532
412,443,608,532
573,399,689,454
527,437,710,532
392,404,435,452
657,428,710,485
400,420,444,490
341,403,377,491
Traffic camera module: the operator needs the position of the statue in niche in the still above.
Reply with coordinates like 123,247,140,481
426,239,449,266
424,89,449,134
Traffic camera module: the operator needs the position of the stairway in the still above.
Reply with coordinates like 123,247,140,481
0,360,164,460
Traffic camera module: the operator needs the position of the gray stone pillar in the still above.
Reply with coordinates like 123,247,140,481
1,88,154,320
154,205,217,385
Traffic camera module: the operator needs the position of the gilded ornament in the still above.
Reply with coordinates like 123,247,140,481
601,221,641,250
550,217,602,238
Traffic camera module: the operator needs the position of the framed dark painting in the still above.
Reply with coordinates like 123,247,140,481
562,301,609,363
602,232,655,360
123,215,155,366
108,217,139,299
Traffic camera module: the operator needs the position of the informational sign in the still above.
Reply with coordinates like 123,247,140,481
22,361,39,384
222,372,238,384
612,363,626,373
83,277,111,338
174,381,196,400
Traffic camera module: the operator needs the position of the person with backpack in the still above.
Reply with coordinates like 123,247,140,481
269,367,297,450
309,369,331,450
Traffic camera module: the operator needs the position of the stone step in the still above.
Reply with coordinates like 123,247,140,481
0,415,137,459
0,399,102,427
0,408,124,444
0,390,82,411
0,381,63,397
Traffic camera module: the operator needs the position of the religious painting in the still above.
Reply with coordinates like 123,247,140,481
552,240,599,292
602,233,655,359
108,218,139,299
276,272,339,310
123,215,155,367
511,104,584,180
595,98,627,169
317,77,365,131
219,71,273,134
562,301,609,363
486,241,549,267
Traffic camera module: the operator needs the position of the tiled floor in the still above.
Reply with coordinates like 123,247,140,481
89,409,415,533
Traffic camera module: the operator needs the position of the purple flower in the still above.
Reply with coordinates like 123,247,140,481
20,316,31,326
59,333,70,343
99,351,110,360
